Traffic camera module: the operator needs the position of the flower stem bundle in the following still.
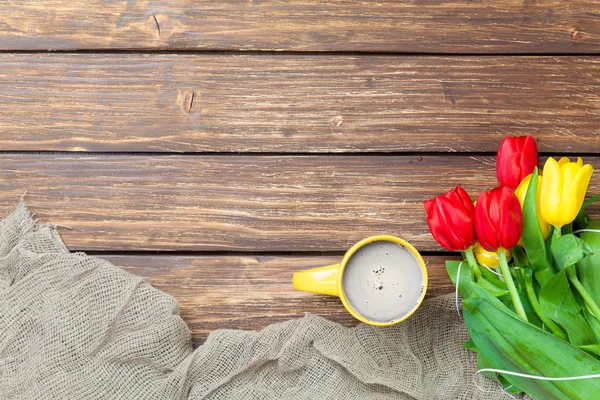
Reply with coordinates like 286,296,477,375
424,135,600,399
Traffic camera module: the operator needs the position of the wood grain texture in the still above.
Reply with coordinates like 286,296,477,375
100,254,456,346
4,154,600,252
1,54,600,153
0,1,598,52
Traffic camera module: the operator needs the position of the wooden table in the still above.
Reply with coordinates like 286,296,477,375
1,1,599,348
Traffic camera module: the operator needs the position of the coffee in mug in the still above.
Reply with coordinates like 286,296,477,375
293,235,428,326
341,240,425,324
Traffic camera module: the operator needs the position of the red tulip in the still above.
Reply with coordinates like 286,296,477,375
475,186,523,252
496,135,538,189
424,186,476,251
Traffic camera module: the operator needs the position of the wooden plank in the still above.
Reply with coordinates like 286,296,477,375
0,1,598,52
1,54,600,153
3,154,600,252
101,254,456,346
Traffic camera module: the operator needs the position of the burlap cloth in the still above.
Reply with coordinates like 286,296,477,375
0,204,514,399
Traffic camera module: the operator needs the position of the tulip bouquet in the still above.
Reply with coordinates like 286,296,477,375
424,136,600,399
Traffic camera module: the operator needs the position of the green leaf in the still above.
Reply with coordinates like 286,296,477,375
497,374,524,395
476,352,524,394
477,277,509,297
463,338,478,352
551,234,593,272
476,352,503,383
521,168,554,286
479,267,508,291
579,222,600,307
516,285,544,329
546,230,556,272
574,208,591,231
584,193,600,207
446,260,473,299
579,344,600,358
523,268,568,339
539,269,596,346
511,266,526,293
580,218,600,233
512,245,529,268
464,298,600,400
584,309,600,343
469,278,543,328
563,222,574,235
469,281,514,315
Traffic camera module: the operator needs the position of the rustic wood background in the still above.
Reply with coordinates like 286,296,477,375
1,1,599,347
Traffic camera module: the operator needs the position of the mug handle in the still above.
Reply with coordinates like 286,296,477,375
292,264,340,297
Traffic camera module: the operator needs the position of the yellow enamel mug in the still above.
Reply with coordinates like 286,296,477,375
292,235,428,326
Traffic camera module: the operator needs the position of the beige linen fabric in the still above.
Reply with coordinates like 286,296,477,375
0,204,513,399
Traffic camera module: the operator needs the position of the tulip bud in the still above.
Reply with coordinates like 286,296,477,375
475,186,523,252
540,157,594,228
496,136,538,189
473,242,512,269
424,186,476,252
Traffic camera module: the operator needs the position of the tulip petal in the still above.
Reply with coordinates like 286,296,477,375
515,173,533,204
453,186,476,217
423,198,434,215
476,192,498,251
520,136,539,178
535,175,550,239
476,186,522,251
425,188,477,251
443,202,474,249
558,157,570,167
541,158,562,227
563,164,594,225
496,136,538,189
500,186,523,249
426,198,453,250
561,162,581,209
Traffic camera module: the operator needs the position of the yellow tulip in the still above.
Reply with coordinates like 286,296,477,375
474,242,511,269
515,173,550,243
540,157,594,227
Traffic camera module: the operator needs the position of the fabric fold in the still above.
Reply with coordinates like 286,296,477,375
0,204,512,399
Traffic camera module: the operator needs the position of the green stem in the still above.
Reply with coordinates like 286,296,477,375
566,266,600,319
523,270,567,340
552,225,562,243
463,248,482,281
498,249,528,322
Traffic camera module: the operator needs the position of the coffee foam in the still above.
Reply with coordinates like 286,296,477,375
342,241,425,323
